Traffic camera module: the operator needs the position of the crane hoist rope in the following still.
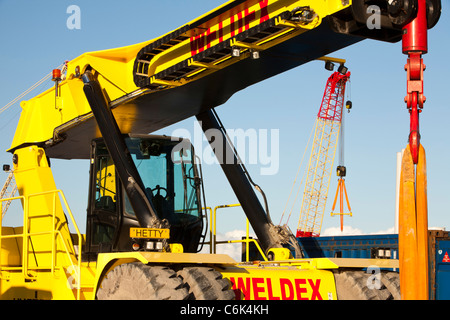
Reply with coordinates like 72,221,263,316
0,62,67,116
330,92,353,232
279,122,315,226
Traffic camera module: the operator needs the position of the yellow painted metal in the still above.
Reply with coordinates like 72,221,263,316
0,146,86,299
328,257,399,269
96,157,116,201
12,148,79,275
0,260,97,300
316,56,347,66
169,243,184,253
210,204,242,254
129,228,170,239
209,203,271,262
268,247,293,260
228,237,269,261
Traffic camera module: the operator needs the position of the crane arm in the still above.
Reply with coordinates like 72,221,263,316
8,0,423,160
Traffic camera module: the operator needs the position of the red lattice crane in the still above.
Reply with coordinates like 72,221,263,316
296,70,350,237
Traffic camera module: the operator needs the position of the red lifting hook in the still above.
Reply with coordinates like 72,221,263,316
403,0,428,164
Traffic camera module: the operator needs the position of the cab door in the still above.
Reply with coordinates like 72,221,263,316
84,141,121,258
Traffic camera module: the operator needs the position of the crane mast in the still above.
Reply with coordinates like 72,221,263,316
296,71,350,237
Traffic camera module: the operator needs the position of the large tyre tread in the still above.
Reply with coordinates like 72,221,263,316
97,263,189,300
334,270,400,300
177,266,235,300
381,272,401,300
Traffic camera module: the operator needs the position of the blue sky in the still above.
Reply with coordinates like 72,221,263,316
1,0,449,240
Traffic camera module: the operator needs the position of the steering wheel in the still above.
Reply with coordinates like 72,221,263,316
151,185,168,199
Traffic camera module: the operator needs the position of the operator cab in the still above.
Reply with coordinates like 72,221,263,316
83,134,205,261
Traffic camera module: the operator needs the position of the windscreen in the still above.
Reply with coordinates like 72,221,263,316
124,137,201,223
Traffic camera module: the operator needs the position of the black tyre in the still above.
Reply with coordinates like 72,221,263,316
381,272,401,300
177,266,235,300
334,270,400,300
96,263,189,300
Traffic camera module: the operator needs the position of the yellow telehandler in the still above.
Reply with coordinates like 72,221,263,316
0,0,440,300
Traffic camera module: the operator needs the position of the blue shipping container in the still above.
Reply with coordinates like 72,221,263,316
436,240,450,300
297,234,399,259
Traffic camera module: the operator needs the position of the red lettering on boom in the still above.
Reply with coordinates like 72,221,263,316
191,27,218,55
245,8,256,29
190,0,269,56
218,21,224,42
206,28,217,49
259,0,269,23
237,12,244,34
190,34,205,56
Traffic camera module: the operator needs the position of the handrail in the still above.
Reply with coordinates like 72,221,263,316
0,189,82,300
0,195,24,278
210,204,268,262
210,204,241,254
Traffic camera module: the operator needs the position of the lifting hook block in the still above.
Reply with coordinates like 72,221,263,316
402,0,428,164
